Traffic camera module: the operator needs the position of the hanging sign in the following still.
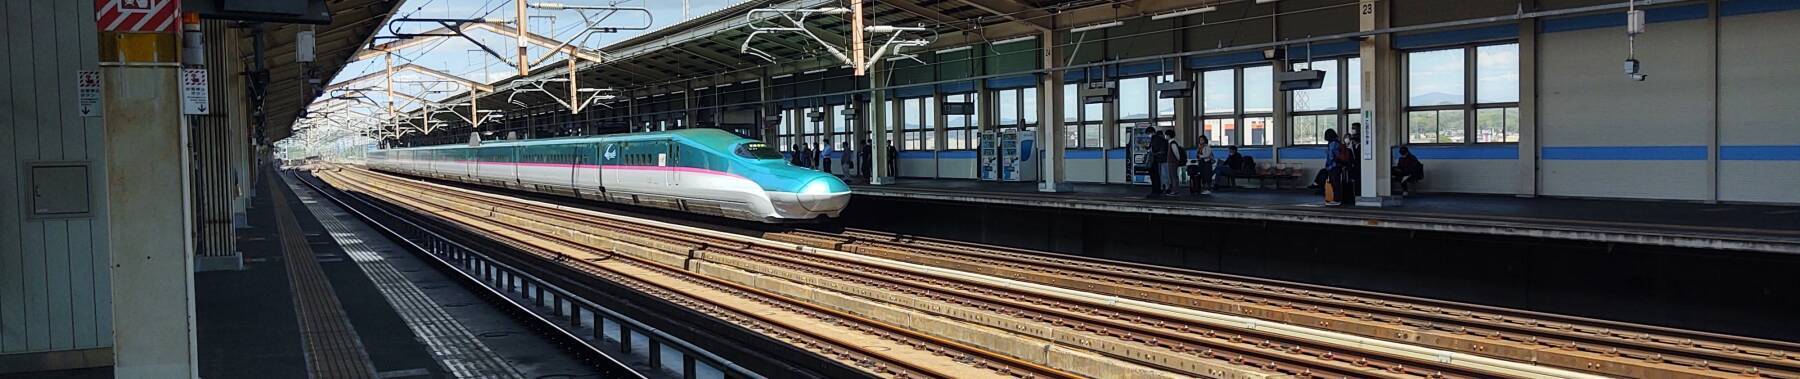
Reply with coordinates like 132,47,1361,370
181,68,209,115
77,70,102,117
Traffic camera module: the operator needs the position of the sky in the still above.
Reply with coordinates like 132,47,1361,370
327,0,745,98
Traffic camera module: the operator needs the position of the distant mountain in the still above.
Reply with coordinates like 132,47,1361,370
1409,92,1462,106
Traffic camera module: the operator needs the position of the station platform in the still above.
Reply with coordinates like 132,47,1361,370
851,178,1800,255
187,169,603,378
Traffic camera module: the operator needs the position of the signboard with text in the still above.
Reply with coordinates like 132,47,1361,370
77,70,101,117
181,68,208,115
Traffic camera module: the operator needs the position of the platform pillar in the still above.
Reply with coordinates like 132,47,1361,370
870,60,894,185
103,62,200,378
1356,0,1399,207
1037,29,1072,192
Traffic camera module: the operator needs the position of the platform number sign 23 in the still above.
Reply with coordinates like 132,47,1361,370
182,68,209,115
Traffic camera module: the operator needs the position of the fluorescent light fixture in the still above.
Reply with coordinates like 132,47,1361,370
1151,6,1216,20
771,73,795,79
1255,0,1279,4
802,68,828,74
740,79,760,84
990,35,1037,45
936,45,972,54
1070,21,1122,33
716,82,733,87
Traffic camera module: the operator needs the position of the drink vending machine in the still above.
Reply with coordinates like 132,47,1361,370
1128,122,1155,184
978,128,1038,182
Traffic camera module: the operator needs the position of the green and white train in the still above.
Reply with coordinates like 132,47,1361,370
366,129,851,222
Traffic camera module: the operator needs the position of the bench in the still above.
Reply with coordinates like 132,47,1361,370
1219,163,1302,189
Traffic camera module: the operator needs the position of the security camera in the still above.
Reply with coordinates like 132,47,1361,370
1629,74,1648,82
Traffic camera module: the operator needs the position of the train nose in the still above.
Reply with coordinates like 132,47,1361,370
797,177,851,212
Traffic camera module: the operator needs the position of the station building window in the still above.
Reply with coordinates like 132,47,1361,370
777,108,800,151
1290,57,1363,145
804,105,828,148
829,104,850,150
1196,65,1273,146
1114,75,1179,148
899,96,935,150
991,87,1037,129
943,93,979,150
1406,43,1519,144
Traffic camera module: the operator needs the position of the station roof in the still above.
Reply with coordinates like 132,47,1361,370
396,0,1205,122
258,0,403,143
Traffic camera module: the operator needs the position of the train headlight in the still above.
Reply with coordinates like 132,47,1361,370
801,178,835,195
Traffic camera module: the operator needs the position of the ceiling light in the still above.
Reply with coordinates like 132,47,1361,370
1150,6,1216,20
1255,0,1279,4
1070,21,1122,33
936,46,972,54
990,35,1037,45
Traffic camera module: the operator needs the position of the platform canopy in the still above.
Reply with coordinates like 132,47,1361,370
256,0,403,143
400,0,1203,123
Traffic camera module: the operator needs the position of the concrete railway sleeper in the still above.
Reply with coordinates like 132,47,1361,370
769,228,1800,379
315,169,1075,379
319,166,1605,379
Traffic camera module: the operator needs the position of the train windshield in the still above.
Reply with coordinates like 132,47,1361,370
734,142,785,160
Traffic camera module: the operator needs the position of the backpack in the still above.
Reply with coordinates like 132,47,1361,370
1333,143,1353,163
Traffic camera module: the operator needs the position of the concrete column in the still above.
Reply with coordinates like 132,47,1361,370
1272,57,1290,163
683,81,697,129
1517,19,1539,197
870,63,894,185
103,64,199,378
1356,0,1399,207
1038,29,1072,192
759,76,776,143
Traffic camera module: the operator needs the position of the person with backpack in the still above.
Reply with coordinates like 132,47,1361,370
1322,129,1353,205
1145,127,1169,197
1163,129,1185,196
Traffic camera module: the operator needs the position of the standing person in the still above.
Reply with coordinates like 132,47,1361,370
1192,136,1214,195
1346,122,1363,197
820,142,833,174
839,142,853,176
790,143,803,166
886,142,898,178
1145,127,1169,197
859,139,873,179
1323,129,1352,205
1163,129,1184,196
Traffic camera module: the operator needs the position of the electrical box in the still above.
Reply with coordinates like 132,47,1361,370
26,162,92,219
295,30,316,63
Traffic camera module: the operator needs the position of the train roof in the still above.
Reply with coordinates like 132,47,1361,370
380,129,752,151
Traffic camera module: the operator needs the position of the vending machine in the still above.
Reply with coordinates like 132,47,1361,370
979,128,1038,182
1128,122,1155,184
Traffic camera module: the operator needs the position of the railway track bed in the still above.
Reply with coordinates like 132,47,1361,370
315,166,1793,379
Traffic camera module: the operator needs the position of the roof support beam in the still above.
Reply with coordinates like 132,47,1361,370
954,0,1053,32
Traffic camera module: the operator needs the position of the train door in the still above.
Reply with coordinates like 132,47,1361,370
650,140,673,187
579,143,602,192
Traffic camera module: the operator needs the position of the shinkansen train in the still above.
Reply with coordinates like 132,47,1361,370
365,129,850,222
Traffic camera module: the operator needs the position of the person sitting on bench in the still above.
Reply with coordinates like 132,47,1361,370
1213,146,1255,188
1392,146,1425,195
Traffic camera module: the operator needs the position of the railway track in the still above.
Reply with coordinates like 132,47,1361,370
316,167,1073,379
766,228,1800,379
316,166,1614,379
